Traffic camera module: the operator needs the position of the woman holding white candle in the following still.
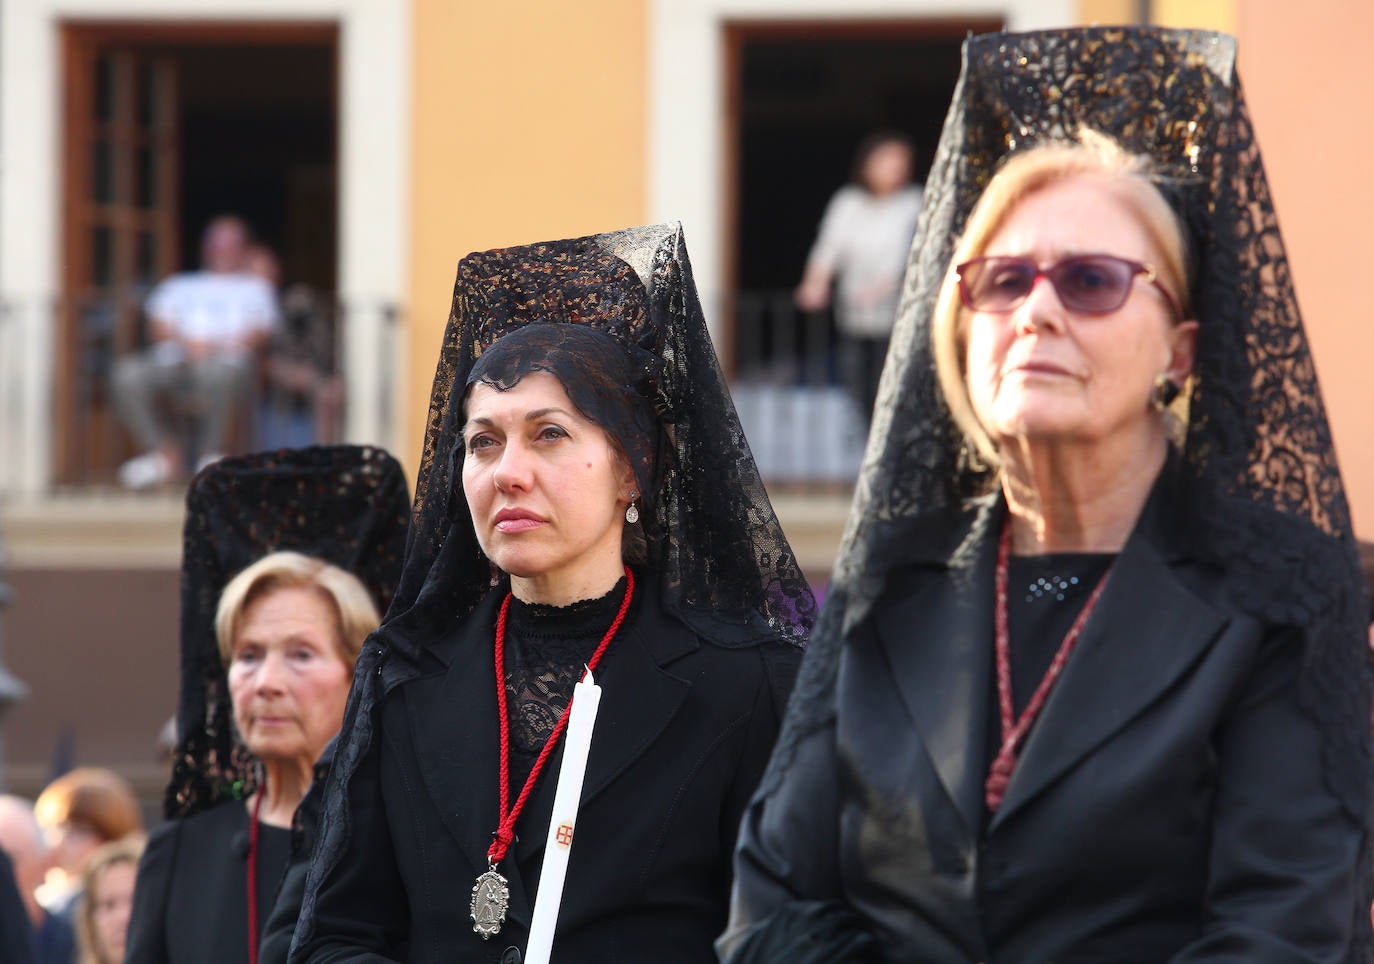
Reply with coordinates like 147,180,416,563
291,225,813,963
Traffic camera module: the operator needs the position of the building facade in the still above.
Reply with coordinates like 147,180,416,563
0,0,1368,795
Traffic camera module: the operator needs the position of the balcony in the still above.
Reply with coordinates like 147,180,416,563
0,291,401,499
0,289,860,578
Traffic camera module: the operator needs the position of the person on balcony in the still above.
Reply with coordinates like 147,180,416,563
245,243,343,450
112,215,280,489
794,131,923,425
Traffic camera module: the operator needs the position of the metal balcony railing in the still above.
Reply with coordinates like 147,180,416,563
0,287,870,496
729,289,867,488
0,291,401,497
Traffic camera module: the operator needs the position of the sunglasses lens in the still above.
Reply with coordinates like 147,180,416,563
962,259,1035,311
1052,257,1134,313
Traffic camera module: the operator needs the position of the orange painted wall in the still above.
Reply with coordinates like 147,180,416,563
1236,1,1374,537
1077,0,1234,31
405,1,647,470
1077,0,1136,24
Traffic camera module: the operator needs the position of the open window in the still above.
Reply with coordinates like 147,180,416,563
59,23,337,486
723,18,996,485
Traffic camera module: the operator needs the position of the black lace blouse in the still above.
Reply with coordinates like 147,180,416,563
504,576,633,790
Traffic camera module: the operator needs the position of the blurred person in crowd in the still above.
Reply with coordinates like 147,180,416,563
33,768,142,916
125,447,408,964
245,243,344,449
75,836,143,964
0,795,75,964
795,130,923,424
0,847,36,964
112,215,280,488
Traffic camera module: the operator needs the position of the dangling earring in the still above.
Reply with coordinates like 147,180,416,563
1151,374,1180,412
625,493,640,525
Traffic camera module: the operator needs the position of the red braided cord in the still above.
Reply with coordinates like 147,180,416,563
986,520,1112,812
247,786,263,964
488,566,635,865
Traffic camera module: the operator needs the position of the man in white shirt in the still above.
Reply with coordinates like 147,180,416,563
112,215,280,488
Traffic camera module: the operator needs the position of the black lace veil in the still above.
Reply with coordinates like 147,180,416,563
168,445,410,820
294,223,814,951
768,23,1368,853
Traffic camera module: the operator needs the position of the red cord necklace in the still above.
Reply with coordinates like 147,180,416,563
470,566,635,940
985,518,1113,813
246,786,264,964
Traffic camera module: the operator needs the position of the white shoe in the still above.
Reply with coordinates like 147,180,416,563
194,452,227,474
118,451,176,489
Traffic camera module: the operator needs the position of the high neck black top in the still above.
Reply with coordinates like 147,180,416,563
504,575,633,789
982,552,1115,831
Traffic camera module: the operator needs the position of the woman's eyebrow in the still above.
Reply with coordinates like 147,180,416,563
462,407,576,432
524,407,575,421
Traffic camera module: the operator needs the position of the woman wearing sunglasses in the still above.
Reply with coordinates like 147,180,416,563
721,26,1369,964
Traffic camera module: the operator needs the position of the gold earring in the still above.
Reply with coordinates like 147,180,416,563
1151,374,1181,411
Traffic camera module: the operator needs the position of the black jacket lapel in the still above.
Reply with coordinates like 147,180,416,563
513,602,696,865
873,499,1000,837
990,505,1230,830
401,593,510,884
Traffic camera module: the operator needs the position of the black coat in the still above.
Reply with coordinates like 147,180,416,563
723,494,1364,963
294,584,798,963
0,849,34,964
126,799,292,963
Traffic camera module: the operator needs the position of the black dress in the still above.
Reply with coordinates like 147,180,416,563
127,799,292,963
292,578,798,963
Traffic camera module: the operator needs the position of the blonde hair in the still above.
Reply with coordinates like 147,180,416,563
932,130,1193,468
214,551,380,668
76,834,145,964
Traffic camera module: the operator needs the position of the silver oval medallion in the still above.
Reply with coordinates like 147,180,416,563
470,867,510,939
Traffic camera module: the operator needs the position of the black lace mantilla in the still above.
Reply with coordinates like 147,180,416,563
168,445,409,820
765,26,1369,950
294,224,814,954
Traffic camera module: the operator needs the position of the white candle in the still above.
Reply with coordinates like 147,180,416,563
524,669,602,964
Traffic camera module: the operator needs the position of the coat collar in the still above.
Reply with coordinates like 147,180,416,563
399,580,697,927
988,517,1227,829
988,463,1227,828
871,462,1228,837
873,496,1000,837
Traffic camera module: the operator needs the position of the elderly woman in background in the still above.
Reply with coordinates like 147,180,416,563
126,551,379,962
76,835,144,964
723,27,1369,963
124,444,409,964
